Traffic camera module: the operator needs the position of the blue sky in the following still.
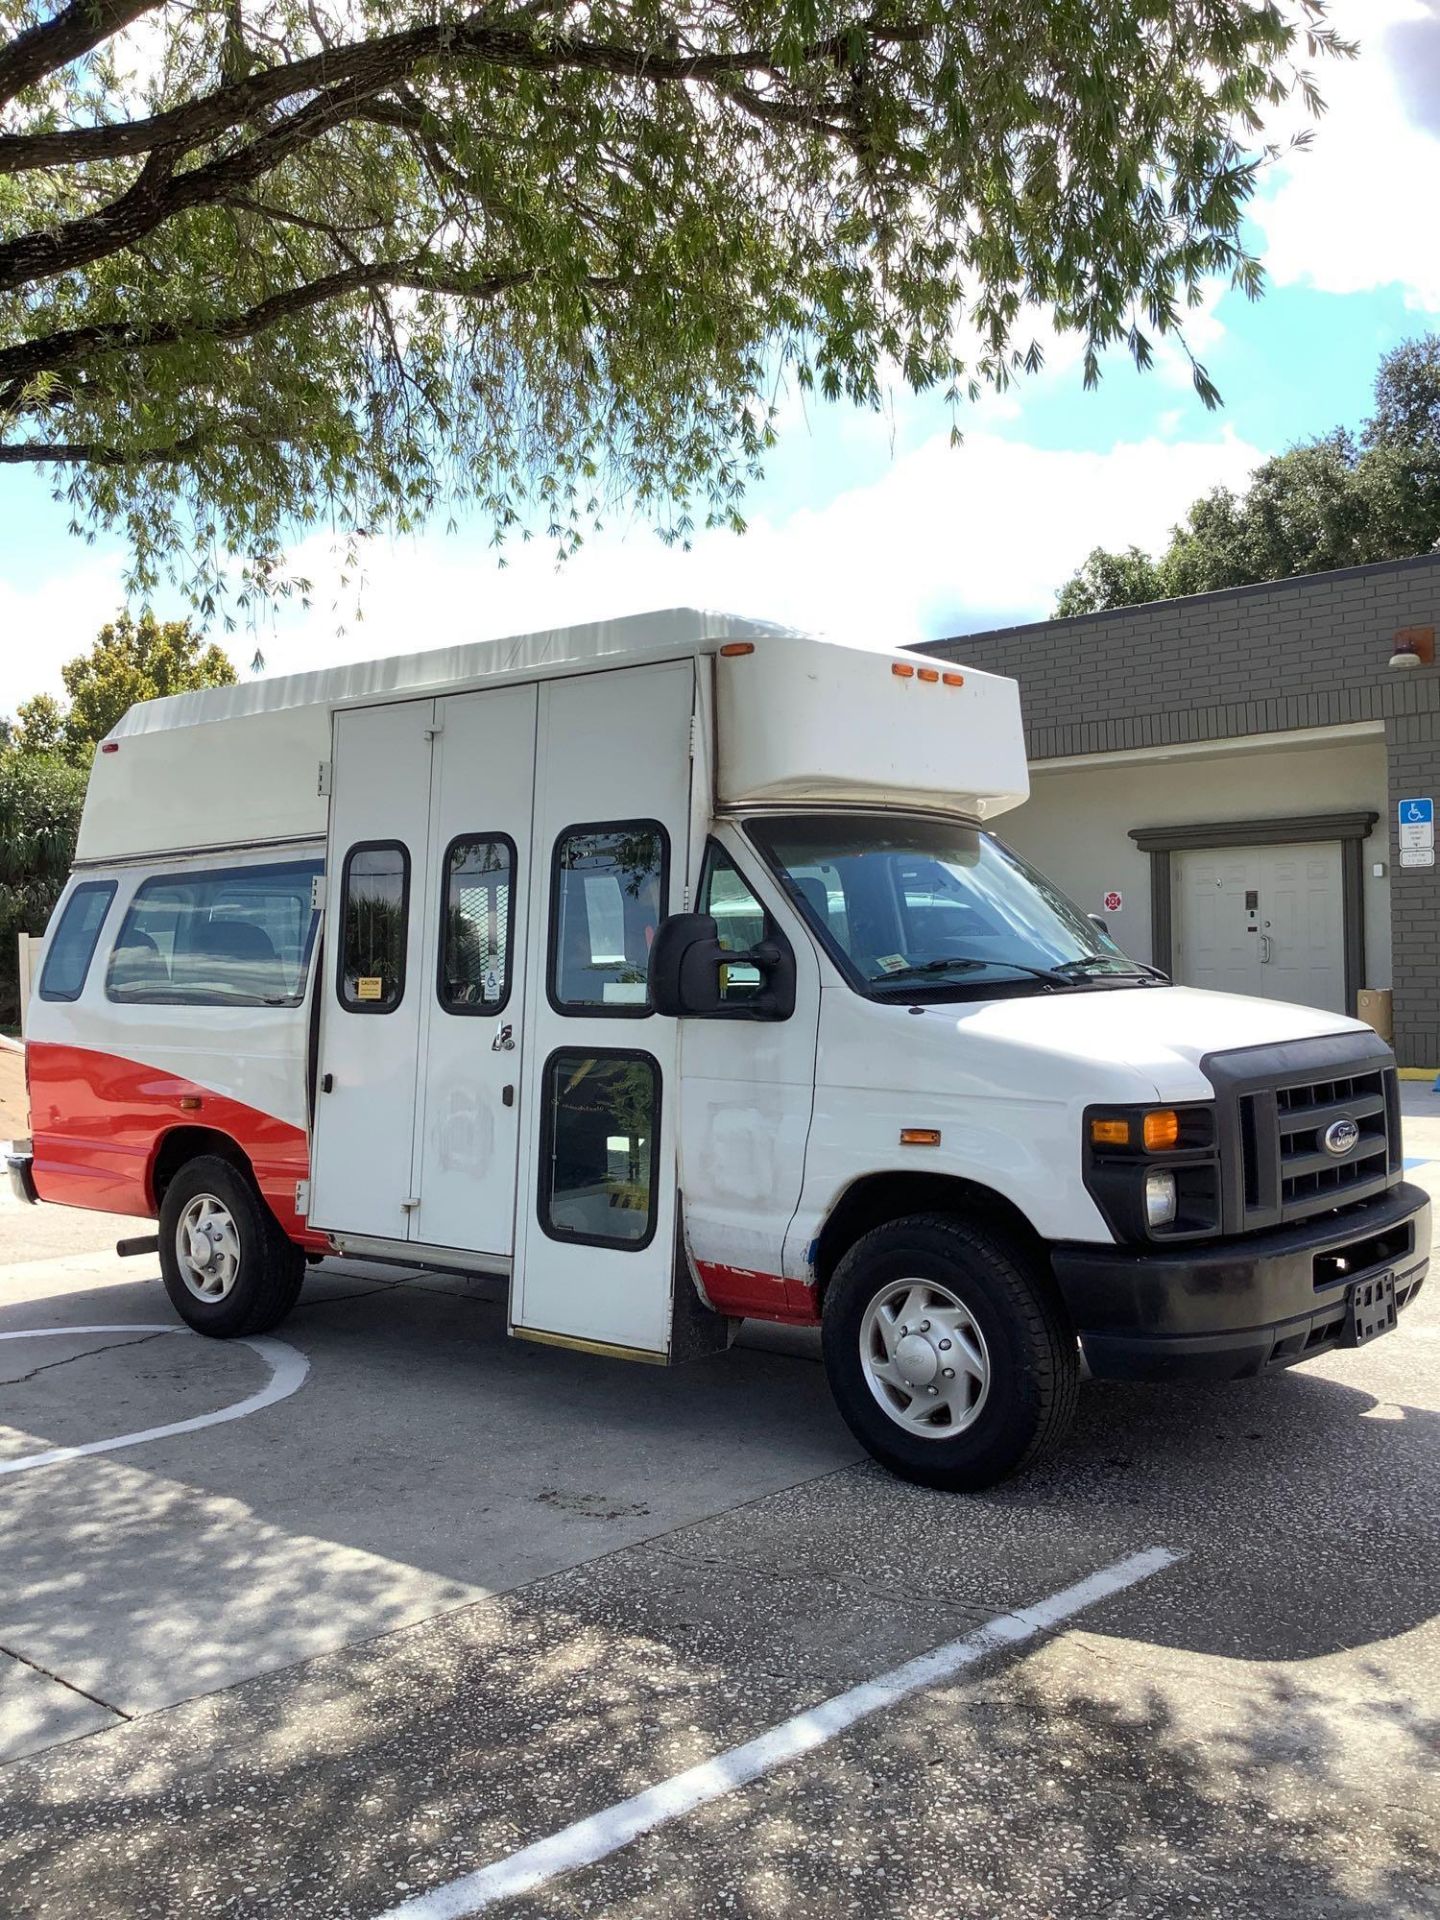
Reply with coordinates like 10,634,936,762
2,0,1438,709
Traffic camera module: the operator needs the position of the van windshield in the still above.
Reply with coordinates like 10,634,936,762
745,814,1159,998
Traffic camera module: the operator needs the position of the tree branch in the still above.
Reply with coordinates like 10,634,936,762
0,16,915,173
0,0,163,109
0,260,622,407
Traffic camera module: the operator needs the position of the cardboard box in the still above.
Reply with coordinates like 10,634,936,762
1357,988,1393,1042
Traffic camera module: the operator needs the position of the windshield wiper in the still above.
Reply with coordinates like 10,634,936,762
870,957,1071,989
1049,956,1169,983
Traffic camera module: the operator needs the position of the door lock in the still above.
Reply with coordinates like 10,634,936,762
491,1022,515,1053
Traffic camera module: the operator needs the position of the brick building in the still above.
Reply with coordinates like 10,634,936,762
920,552,1440,1069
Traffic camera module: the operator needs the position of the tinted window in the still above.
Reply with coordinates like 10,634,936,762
339,842,409,1012
440,836,514,1013
698,844,767,1005
38,882,116,1002
550,823,667,1014
540,1050,660,1248
107,862,320,1006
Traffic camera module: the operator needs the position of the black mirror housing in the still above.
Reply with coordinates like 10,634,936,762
649,912,796,1020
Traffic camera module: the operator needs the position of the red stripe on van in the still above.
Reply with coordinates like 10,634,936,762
26,1041,324,1249
694,1259,820,1326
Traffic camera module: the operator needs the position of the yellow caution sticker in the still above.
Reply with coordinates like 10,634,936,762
356,976,384,1001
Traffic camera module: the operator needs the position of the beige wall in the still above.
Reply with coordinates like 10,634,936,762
1000,733,1393,990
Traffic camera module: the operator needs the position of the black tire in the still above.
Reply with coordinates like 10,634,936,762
158,1154,305,1338
821,1212,1079,1491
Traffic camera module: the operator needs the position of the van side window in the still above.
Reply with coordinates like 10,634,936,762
440,835,514,1013
550,822,667,1015
698,844,768,1005
107,861,320,1006
338,842,409,1013
38,881,116,1003
539,1049,660,1248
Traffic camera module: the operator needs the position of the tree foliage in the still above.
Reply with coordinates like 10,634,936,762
11,611,238,759
1055,333,1440,615
0,749,88,1022
0,0,1345,614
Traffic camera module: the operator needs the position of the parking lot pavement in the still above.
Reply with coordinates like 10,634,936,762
0,1105,1436,1919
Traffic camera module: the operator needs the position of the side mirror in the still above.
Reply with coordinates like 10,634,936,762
649,913,796,1020
1088,914,1110,937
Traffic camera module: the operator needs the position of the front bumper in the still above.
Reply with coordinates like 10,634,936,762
1052,1180,1430,1382
6,1141,37,1205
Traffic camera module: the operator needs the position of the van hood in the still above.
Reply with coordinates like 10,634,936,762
944,984,1369,1103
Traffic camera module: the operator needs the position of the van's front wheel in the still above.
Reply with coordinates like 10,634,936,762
822,1214,1078,1491
158,1155,304,1338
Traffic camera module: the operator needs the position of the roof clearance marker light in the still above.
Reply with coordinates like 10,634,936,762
900,1127,942,1146
1143,1109,1181,1152
719,642,755,657
942,672,964,688
1091,1118,1131,1147
100,741,119,753
892,663,915,678
917,668,940,683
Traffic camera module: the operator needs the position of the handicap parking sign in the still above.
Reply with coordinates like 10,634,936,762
1400,798,1433,826
1399,797,1434,860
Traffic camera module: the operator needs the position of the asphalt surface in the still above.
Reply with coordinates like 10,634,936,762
0,1090,1436,1919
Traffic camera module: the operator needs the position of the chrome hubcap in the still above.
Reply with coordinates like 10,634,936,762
175,1194,241,1303
860,1279,990,1439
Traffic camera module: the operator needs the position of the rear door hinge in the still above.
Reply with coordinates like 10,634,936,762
310,875,326,911
294,1180,310,1216
317,759,332,797
401,1196,421,1212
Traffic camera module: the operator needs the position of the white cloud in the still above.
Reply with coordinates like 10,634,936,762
251,422,1263,677
1253,0,1440,311
0,550,128,716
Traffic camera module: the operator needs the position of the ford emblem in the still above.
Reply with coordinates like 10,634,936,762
1323,1118,1360,1157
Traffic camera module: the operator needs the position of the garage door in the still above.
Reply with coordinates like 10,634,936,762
1174,842,1346,1014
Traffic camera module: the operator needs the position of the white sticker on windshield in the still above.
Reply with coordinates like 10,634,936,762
875,954,908,973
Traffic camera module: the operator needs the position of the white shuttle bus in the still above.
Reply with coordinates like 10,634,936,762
11,611,1430,1488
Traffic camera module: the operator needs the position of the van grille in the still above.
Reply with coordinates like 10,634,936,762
1237,1064,1398,1227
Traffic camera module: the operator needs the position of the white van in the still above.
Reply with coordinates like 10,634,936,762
11,611,1430,1488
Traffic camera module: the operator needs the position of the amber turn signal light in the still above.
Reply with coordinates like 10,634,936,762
1142,1109,1181,1152
1090,1118,1131,1148
900,1128,942,1146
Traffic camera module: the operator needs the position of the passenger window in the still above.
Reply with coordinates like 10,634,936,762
698,845,767,1004
338,842,409,1012
550,823,667,1014
107,862,320,1006
540,1050,660,1248
440,835,514,1013
38,882,116,1002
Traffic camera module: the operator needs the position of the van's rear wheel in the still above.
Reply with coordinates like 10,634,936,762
158,1155,304,1337
822,1213,1078,1491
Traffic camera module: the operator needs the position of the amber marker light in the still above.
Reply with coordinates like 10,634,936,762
942,672,965,688
917,667,940,683
719,642,755,657
891,662,915,678
1090,1117,1131,1148
900,1127,942,1146
1143,1109,1181,1152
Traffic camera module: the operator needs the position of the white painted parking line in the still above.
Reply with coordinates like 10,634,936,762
0,1324,308,1476
376,1545,1182,1920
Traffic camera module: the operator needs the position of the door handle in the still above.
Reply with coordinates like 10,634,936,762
491,1022,515,1053
1259,935,1273,964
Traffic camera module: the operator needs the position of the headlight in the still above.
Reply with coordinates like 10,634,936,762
1144,1170,1178,1229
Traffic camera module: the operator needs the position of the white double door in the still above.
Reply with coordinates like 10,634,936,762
311,661,697,1357
310,682,537,1256
1175,842,1345,1013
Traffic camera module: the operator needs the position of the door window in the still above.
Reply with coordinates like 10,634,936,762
338,842,410,1012
550,823,667,1014
107,861,320,1005
698,844,769,1004
38,881,116,1002
439,835,515,1013
539,1050,660,1248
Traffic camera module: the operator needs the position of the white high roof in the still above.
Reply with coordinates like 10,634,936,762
80,606,1028,862
111,607,803,738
